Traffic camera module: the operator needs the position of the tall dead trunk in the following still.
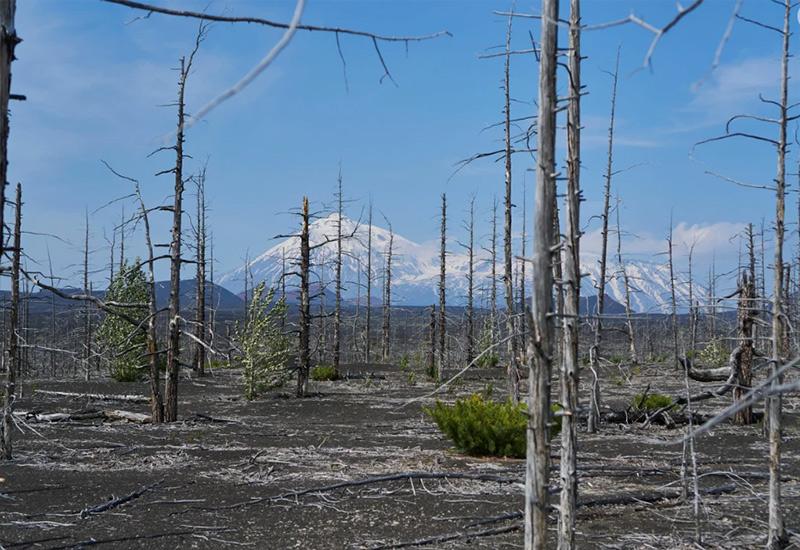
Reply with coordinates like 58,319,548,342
194,167,207,376
490,197,498,342
165,50,195,422
526,0,558,547
519,185,527,356
668,222,679,371
297,197,311,397
465,196,475,365
733,227,756,426
615,197,638,364
428,304,436,379
591,47,620,369
333,171,344,373
768,3,790,545
558,1,581,546
83,210,92,381
503,10,520,403
1,182,19,459
365,202,373,363
135,184,163,422
381,222,393,362
438,193,447,379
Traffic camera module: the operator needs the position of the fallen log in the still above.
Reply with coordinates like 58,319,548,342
80,479,163,518
34,390,149,403
679,357,730,383
24,409,151,424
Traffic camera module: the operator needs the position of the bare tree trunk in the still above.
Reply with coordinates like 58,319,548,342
768,3,790,545
365,202,373,363
590,47,620,369
333,170,343,374
194,167,207,376
297,197,311,397
135,184,163,422
165,48,197,422
428,304,436,378
668,222,679,370
490,197,498,342
1,183,19,459
526,0,558,547
519,184,527,356
688,243,697,354
503,10,520,403
83,210,91,381
615,196,637,364
382,221,393,363
437,193,447,379
558,1,581,546
465,196,475,365
733,228,756,426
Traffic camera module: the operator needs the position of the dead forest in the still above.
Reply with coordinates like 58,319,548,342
1,1,800,549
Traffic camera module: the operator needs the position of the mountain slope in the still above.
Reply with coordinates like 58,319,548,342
219,214,699,313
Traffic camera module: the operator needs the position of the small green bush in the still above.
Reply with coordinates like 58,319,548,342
631,392,675,412
425,394,561,458
111,364,141,382
310,365,340,381
698,339,728,368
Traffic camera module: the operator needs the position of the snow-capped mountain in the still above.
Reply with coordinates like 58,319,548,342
219,214,700,313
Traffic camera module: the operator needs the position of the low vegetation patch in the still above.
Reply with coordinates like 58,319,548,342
631,392,675,412
425,393,561,459
310,365,340,381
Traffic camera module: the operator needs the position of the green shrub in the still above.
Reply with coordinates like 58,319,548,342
425,394,561,458
96,259,148,382
399,354,411,371
310,365,340,381
698,339,728,368
631,392,675,412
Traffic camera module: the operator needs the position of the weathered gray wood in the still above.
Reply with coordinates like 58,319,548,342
437,193,447,379
526,0,558,547
558,0,581,546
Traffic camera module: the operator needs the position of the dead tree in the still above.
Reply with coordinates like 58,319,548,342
428,304,436,378
502,9,520,403
519,183,527,357
438,193,447,379
615,196,637,364
489,198,498,341
526,0,558,547
193,166,208,376
463,196,476,365
364,202,373,363
590,47,620,369
559,0,581,546
768,3,790,544
668,221,679,370
333,170,344,373
688,241,698,354
1,183,19,459
381,219,393,362
733,227,757,426
297,197,311,397
163,30,204,422
83,210,92,381
134,182,164,422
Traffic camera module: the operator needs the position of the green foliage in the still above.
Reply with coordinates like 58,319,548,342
235,283,292,400
406,371,416,386
95,259,148,382
398,354,410,371
208,358,230,370
631,392,675,412
310,364,340,381
425,394,562,458
698,339,728,368
475,322,499,368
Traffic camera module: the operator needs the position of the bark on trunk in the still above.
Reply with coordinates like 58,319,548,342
526,0,558,547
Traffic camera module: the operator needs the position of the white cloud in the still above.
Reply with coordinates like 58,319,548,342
582,220,746,261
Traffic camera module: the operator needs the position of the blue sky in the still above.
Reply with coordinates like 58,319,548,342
10,0,796,287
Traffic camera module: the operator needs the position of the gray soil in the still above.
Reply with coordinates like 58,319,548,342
1,362,798,549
